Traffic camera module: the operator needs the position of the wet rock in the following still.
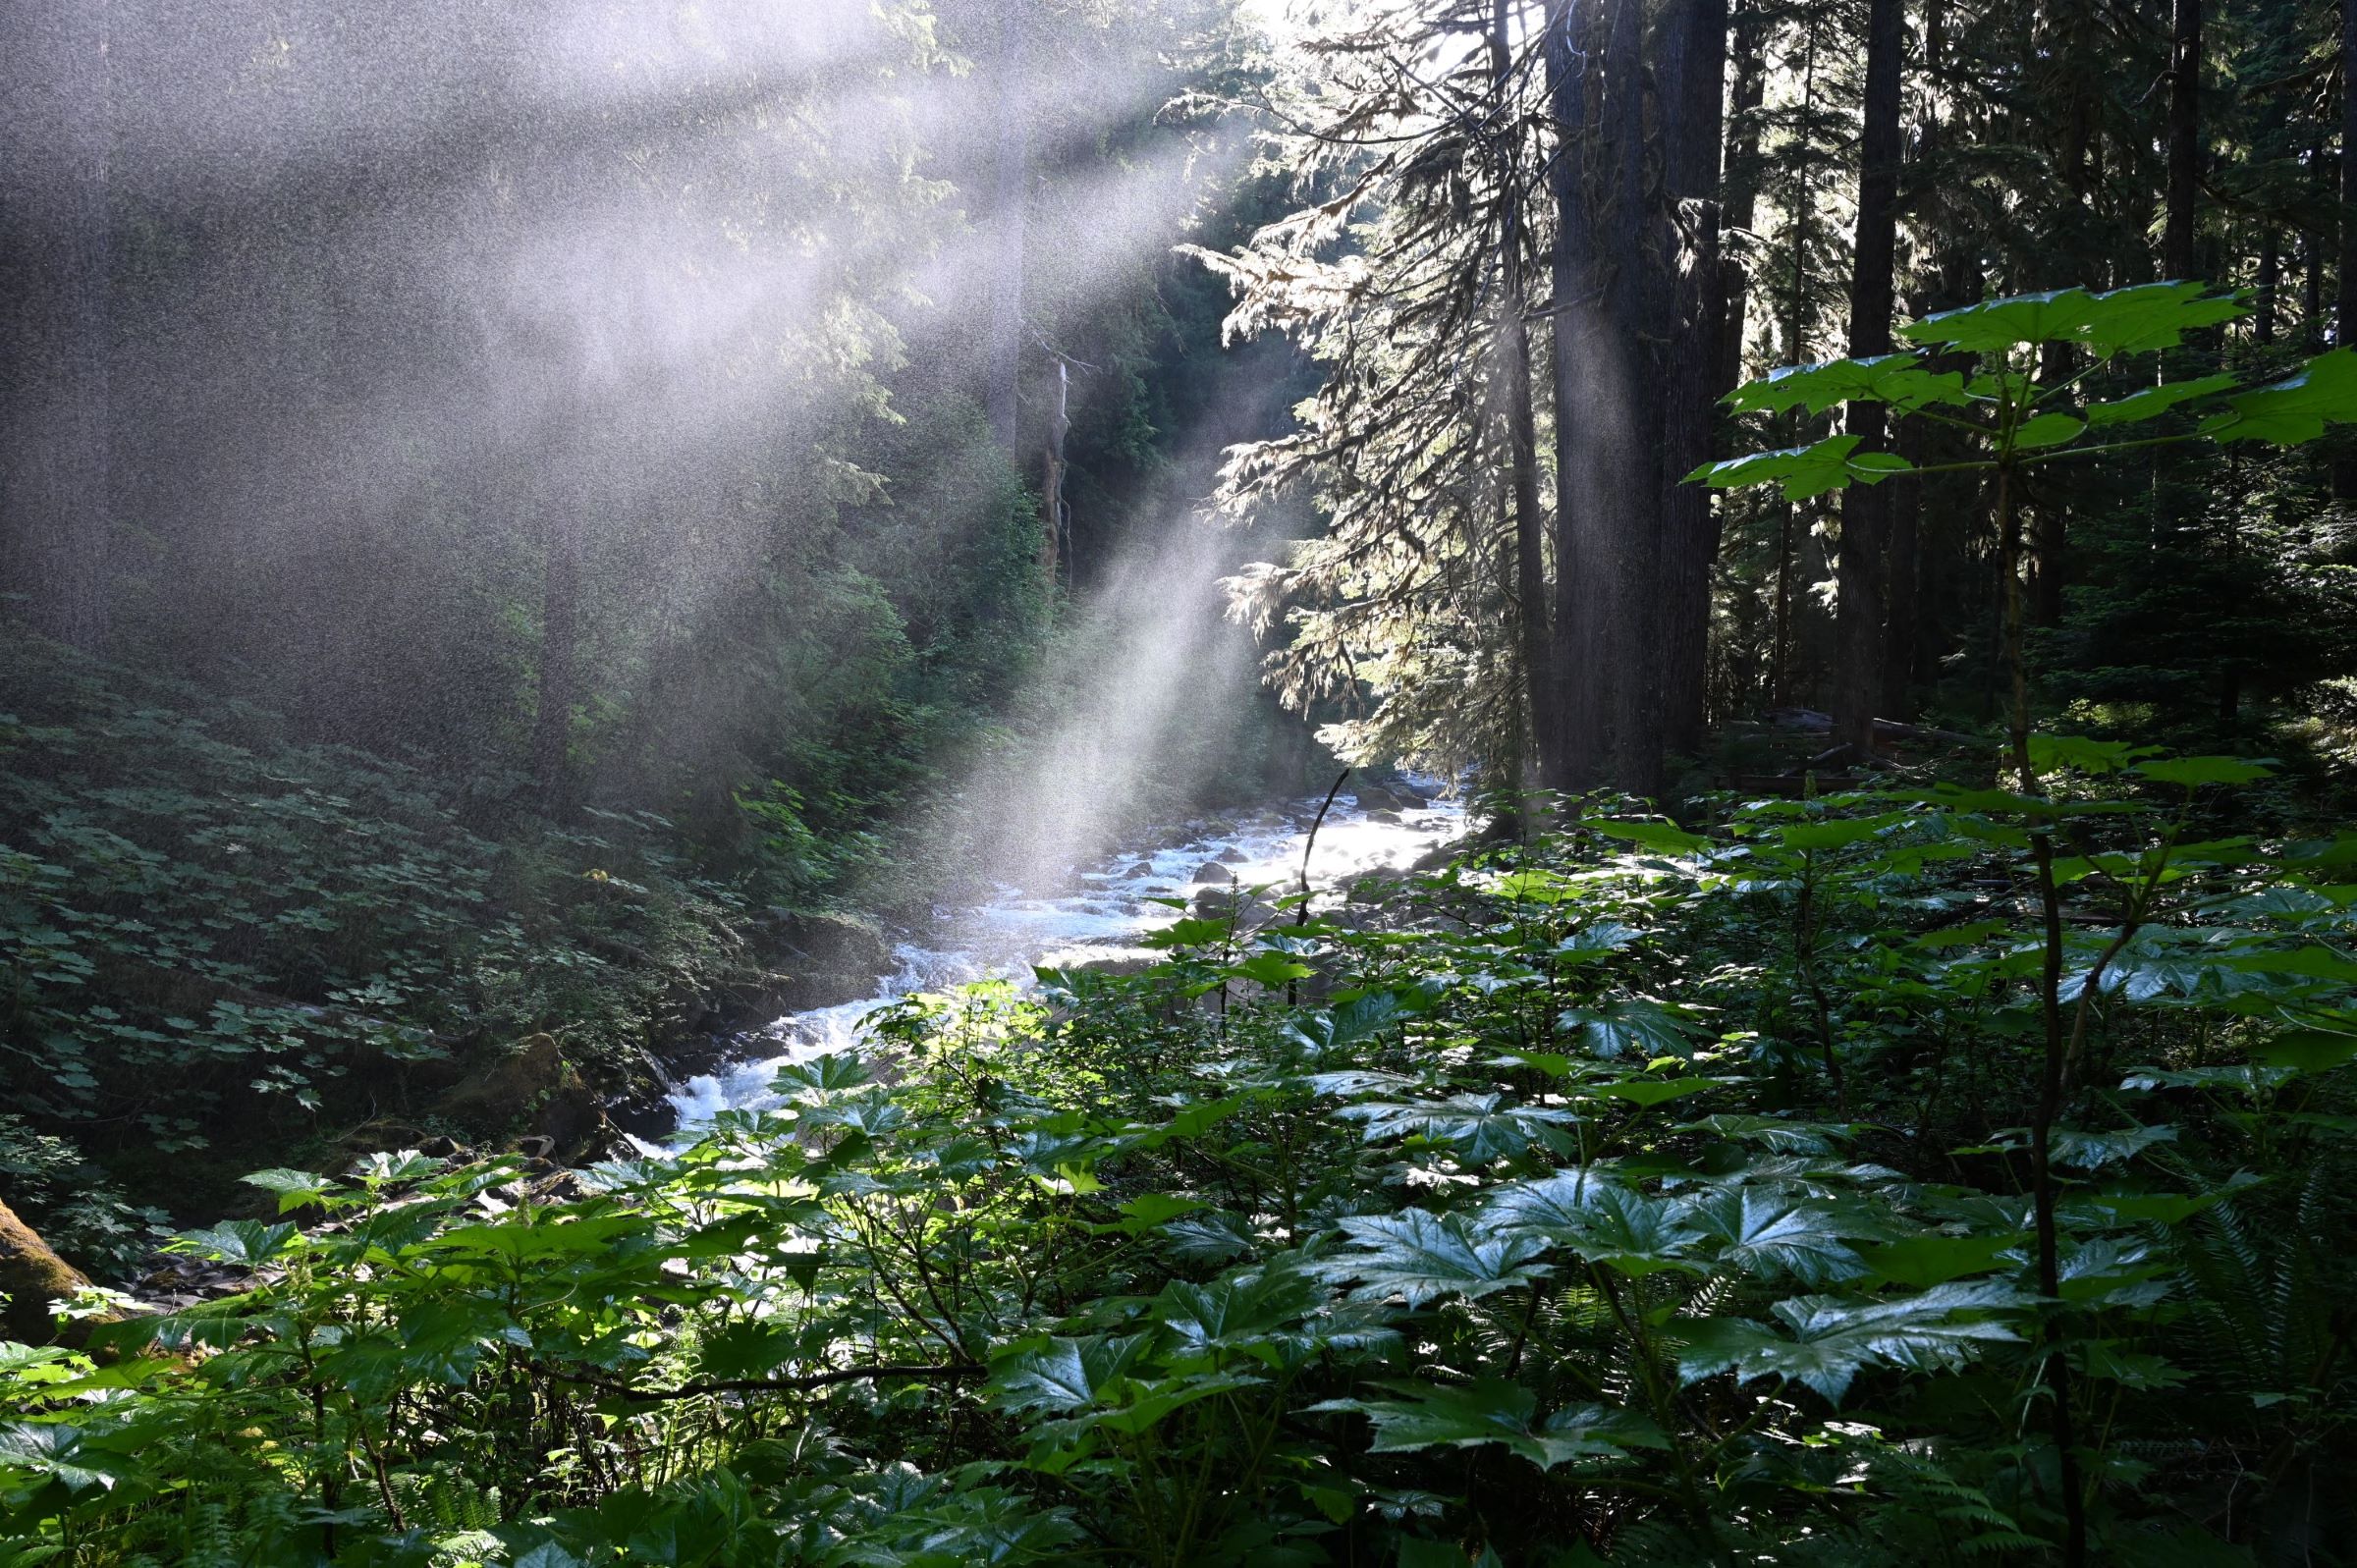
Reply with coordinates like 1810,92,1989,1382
1413,838,1472,871
1215,845,1249,865
1192,860,1236,886
1124,861,1156,879
432,1032,602,1159
1366,808,1403,826
757,910,892,977
1057,949,1158,979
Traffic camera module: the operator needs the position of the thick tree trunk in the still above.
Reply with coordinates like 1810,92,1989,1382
985,9,1028,460
2336,0,2357,495
1492,1,1555,770
1548,0,1664,795
1655,0,1729,765
2304,222,2325,349
1599,0,1662,795
2,0,113,652
1832,0,1903,761
1545,0,1599,789
2162,0,2200,281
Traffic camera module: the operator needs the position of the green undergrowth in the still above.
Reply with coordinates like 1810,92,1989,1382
0,632,763,1247
5,746,2353,1564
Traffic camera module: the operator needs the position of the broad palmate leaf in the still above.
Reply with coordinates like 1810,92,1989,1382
1316,1210,1552,1308
1678,1281,2025,1403
1679,1188,1869,1285
1332,1091,1576,1162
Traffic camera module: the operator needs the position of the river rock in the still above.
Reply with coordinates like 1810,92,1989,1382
1192,860,1236,886
1124,861,1156,878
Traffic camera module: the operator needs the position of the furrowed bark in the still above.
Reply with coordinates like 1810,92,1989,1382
1654,0,1730,765
1831,0,1903,761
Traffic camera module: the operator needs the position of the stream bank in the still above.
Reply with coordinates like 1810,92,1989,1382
633,781,1465,1136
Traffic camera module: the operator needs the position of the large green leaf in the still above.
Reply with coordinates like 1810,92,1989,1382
2083,373,2239,427
1686,435,1915,501
170,1219,298,1268
1318,1210,1553,1308
1560,998,1698,1059
984,1335,1152,1415
1858,1232,2022,1289
1154,1266,1329,1368
1333,1092,1576,1162
1679,1189,1868,1285
1677,1281,2025,1403
1486,1178,1703,1277
2202,349,2357,445
1899,283,2243,357
1592,819,1710,855
1311,1379,1667,1470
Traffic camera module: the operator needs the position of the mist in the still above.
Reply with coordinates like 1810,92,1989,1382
0,0,1334,910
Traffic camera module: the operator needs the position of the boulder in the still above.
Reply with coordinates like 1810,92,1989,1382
431,1032,603,1158
1192,860,1236,887
760,910,892,978
1124,861,1156,879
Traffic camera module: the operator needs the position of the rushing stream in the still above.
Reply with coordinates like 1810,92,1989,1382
660,785,1465,1129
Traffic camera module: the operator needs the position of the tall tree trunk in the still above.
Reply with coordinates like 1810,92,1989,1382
1718,0,1769,394
2336,0,2357,495
985,9,1028,461
1768,22,1821,712
2256,225,2278,346
1546,0,1602,789
1492,0,1555,778
1041,357,1070,583
1655,0,1730,765
2,0,112,651
2163,0,2201,282
2304,221,2325,349
1600,0,1663,795
533,504,581,811
1832,0,1903,761
1883,413,1923,719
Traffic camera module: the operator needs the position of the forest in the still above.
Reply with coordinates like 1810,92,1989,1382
2,0,2355,1562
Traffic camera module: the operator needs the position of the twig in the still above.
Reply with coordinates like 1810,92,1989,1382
1296,768,1354,920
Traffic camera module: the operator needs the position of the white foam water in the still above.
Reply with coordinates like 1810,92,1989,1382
658,787,1464,1130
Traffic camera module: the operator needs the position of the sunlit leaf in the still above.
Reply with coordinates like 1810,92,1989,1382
2202,349,2357,445
1317,1210,1552,1308
1678,1281,2026,1403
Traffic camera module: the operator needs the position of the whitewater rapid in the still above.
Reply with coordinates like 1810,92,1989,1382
660,786,1464,1127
